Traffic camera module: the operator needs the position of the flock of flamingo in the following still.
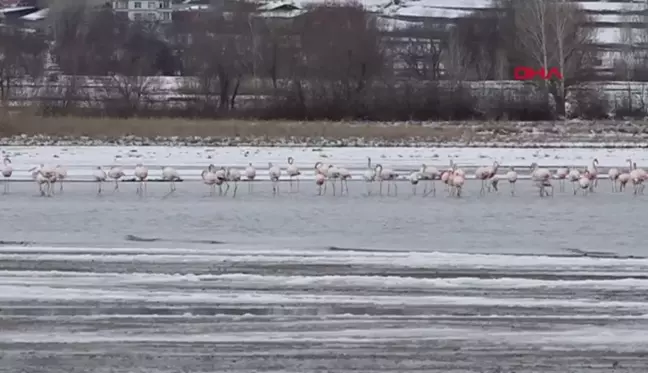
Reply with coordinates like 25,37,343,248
0,155,646,198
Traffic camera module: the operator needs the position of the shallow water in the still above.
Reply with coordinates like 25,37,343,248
1,179,647,372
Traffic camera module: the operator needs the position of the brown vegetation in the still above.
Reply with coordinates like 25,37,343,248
3,0,648,128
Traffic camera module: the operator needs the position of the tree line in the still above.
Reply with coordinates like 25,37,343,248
1,0,647,121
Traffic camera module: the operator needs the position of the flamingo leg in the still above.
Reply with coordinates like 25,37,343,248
289,177,293,192
232,182,238,198
379,180,383,196
224,181,230,195
345,179,349,194
393,180,398,196
114,179,119,191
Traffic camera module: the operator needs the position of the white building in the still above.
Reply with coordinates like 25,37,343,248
112,0,172,22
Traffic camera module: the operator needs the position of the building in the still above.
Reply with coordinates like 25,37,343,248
112,0,172,22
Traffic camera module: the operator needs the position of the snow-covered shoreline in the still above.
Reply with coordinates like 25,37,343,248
2,135,648,148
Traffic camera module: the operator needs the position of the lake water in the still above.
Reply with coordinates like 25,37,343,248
1,179,647,372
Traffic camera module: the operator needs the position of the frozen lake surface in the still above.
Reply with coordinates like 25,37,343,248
1,145,647,372
1,179,647,373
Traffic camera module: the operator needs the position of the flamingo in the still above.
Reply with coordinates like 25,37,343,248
55,165,67,192
338,166,351,195
93,166,107,194
475,161,500,195
440,164,454,194
451,164,465,198
29,165,53,197
587,158,599,190
214,166,228,195
578,170,591,195
161,166,181,193
419,164,439,197
628,159,646,195
327,164,340,196
408,169,422,195
134,163,148,196
530,162,552,197
506,167,517,196
363,157,376,196
315,173,327,195
618,167,631,192
108,166,125,191
245,163,256,193
315,162,329,195
286,157,300,192
1,157,12,194
375,164,398,196
201,164,218,196
268,162,281,195
226,167,241,197
608,167,620,192
554,167,569,192
567,168,581,195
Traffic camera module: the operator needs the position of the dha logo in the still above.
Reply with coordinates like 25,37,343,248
514,67,563,80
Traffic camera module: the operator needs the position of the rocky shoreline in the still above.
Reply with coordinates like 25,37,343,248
4,119,648,148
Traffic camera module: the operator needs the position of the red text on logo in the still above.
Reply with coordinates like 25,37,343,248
514,67,563,80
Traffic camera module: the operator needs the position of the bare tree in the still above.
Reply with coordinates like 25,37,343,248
0,27,47,107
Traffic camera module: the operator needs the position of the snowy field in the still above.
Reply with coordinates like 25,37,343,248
2,145,648,181
1,145,647,372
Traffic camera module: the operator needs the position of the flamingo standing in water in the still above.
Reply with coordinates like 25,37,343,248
587,158,599,191
55,165,67,192
315,173,327,195
419,164,439,197
628,159,646,195
554,167,569,192
108,166,125,191
93,166,107,194
225,167,241,197
338,166,351,195
408,169,422,195
29,165,54,197
161,166,181,193
363,157,376,196
567,168,581,195
286,157,300,192
214,166,228,195
506,167,518,196
578,170,592,195
314,162,329,195
449,163,465,198
202,164,218,196
530,162,552,197
134,163,148,196
608,167,620,192
268,162,281,195
1,157,13,194
475,161,499,195
245,163,256,193
375,164,398,196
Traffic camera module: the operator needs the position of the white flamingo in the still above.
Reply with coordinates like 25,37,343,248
268,162,281,195
327,164,341,196
29,165,54,197
578,170,592,195
93,166,107,194
375,164,398,196
587,158,599,190
202,164,218,196
608,167,620,192
315,173,327,196
108,166,125,191
450,164,465,198
419,164,439,197
363,157,376,196
567,168,581,195
134,163,148,196
554,167,569,192
286,157,300,192
506,167,517,196
1,157,13,194
475,161,500,195
530,162,552,197
315,162,329,195
226,167,241,197
408,169,422,195
338,166,351,195
245,163,256,193
628,159,646,195
55,165,67,192
161,166,181,193
214,166,228,195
